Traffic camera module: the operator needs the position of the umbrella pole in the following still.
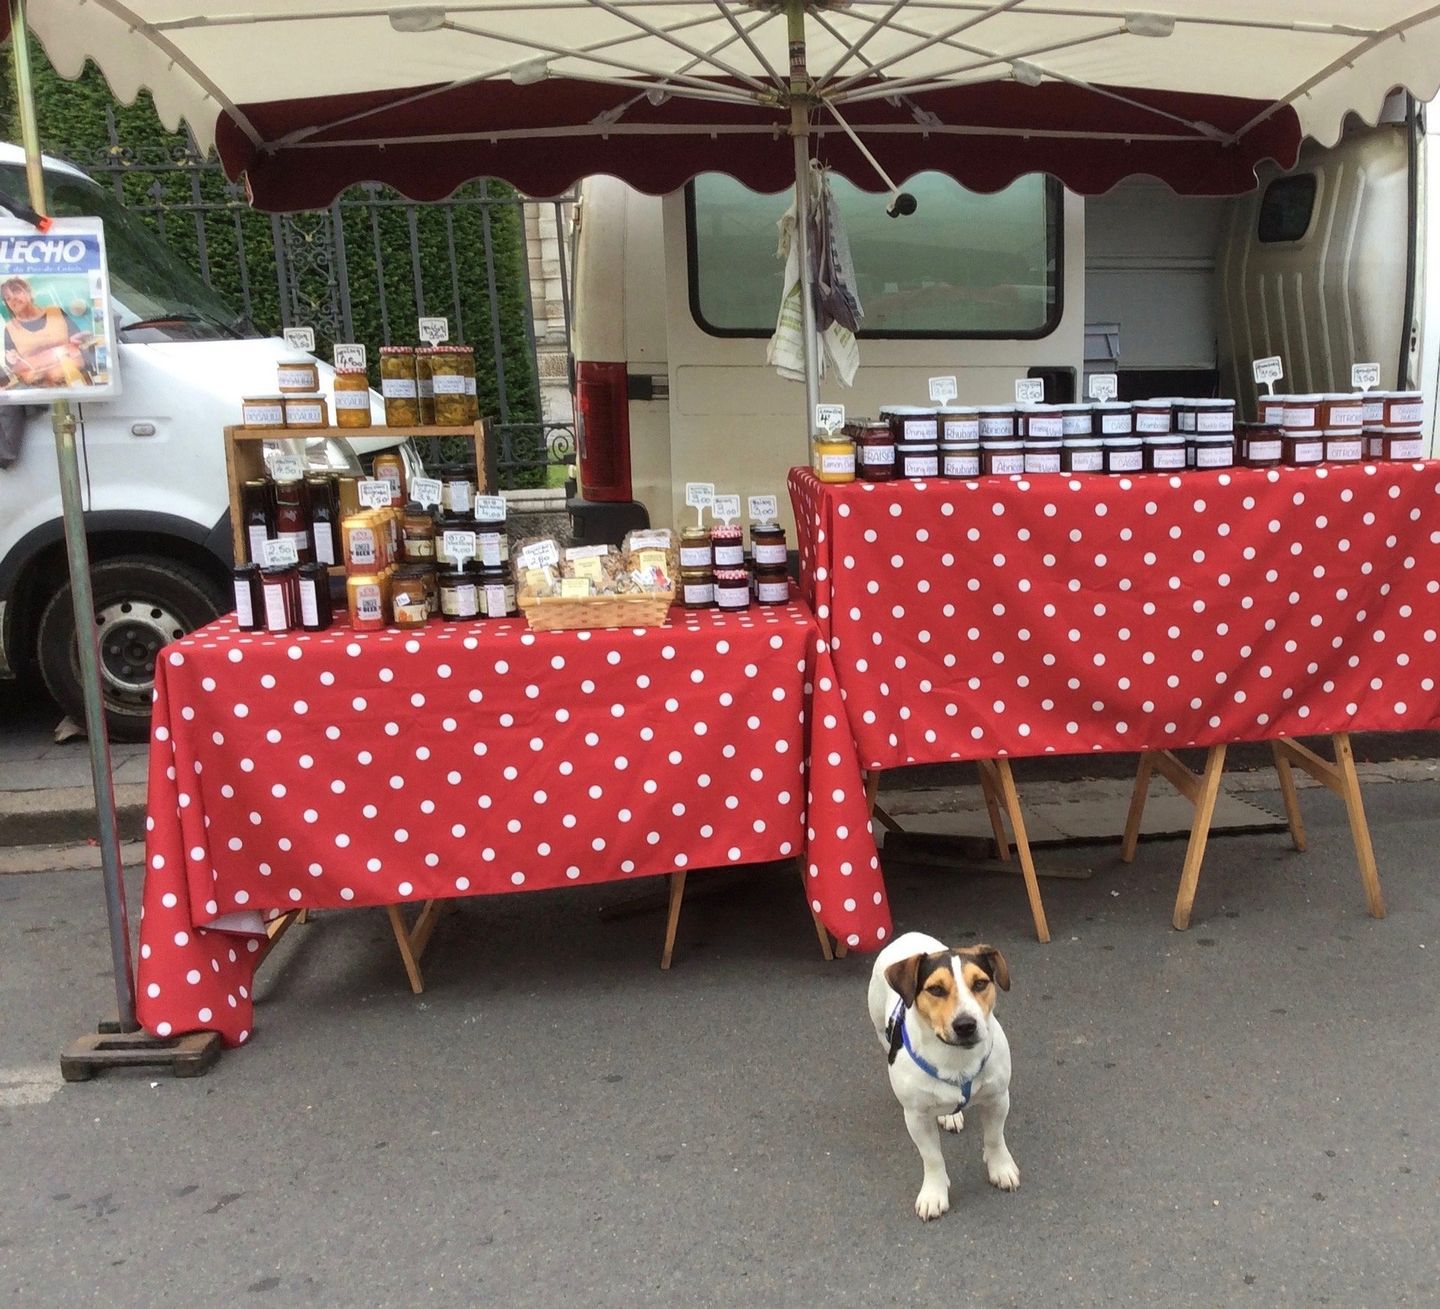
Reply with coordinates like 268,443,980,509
787,0,820,429
9,0,137,1035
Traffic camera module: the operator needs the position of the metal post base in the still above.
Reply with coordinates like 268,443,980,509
60,1029,222,1082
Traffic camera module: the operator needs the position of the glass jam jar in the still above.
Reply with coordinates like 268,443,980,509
1061,405,1093,439
710,523,743,569
938,406,980,443
980,439,1024,476
940,439,980,478
1259,394,1288,426
477,565,517,618
1191,432,1236,470
1363,393,1388,458
680,525,713,570
812,434,856,483
474,512,509,568
282,394,328,427
1023,436,1062,474
1282,395,1322,429
1384,391,1425,427
680,567,714,609
259,566,298,633
1092,402,1134,437
391,566,431,629
714,568,750,611
977,406,1017,441
1240,423,1283,468
1133,400,1172,436
415,347,437,425
442,463,475,515
402,502,436,563
1381,428,1425,460
1020,404,1064,441
880,404,938,443
1103,436,1143,474
853,419,895,482
1143,434,1187,472
1061,433,1104,473
1281,430,1323,466
333,368,371,428
897,440,939,479
1318,393,1365,432
1323,430,1364,464
241,396,286,429
277,357,320,394
1192,398,1237,434
297,562,333,631
750,521,787,568
438,566,479,621
754,566,789,605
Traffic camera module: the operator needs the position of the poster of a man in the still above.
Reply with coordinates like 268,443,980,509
0,218,118,403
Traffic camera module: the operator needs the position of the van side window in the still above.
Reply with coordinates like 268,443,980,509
686,172,1061,339
1258,175,1318,244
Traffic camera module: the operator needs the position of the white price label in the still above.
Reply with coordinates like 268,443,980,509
283,327,315,352
262,538,299,568
814,403,846,433
713,494,741,523
358,479,392,508
1088,373,1118,402
418,317,450,345
748,495,778,522
685,482,716,510
517,539,561,569
269,454,304,482
1352,363,1381,393
442,530,477,564
472,495,506,521
928,375,958,404
333,343,367,371
411,477,442,509
1252,356,1284,390
1015,378,1045,404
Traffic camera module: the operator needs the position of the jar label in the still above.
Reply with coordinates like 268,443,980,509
1391,401,1425,424
1027,416,1064,439
418,379,434,399
714,544,745,567
716,587,749,610
278,366,315,389
1061,415,1091,436
1327,405,1364,427
1177,411,1197,433
1195,445,1235,468
348,528,377,566
354,584,383,622
378,465,403,494
1023,453,1061,473
405,536,435,559
753,543,787,565
757,579,789,603
394,599,428,624
1325,439,1362,461
1150,448,1187,470
1387,437,1424,459
1100,413,1133,435
1367,434,1386,457
1195,412,1234,433
1066,450,1105,473
819,453,855,475
382,378,418,398
943,453,980,477
1108,450,1143,472
244,402,284,425
979,417,1014,438
247,524,270,565
860,443,896,466
1363,400,1385,424
903,419,938,441
233,580,255,628
1283,406,1317,428
299,580,320,628
465,377,476,396
1135,413,1170,434
989,454,1025,475
483,584,512,617
680,546,712,567
264,583,290,632
280,531,309,560
902,455,939,478
1289,441,1323,464
285,401,325,425
477,532,508,567
683,581,714,606
1246,439,1282,460
334,389,370,411
441,583,478,618
444,482,473,514
943,418,980,441
433,375,466,395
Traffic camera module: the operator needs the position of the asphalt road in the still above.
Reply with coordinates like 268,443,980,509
2,775,1437,1308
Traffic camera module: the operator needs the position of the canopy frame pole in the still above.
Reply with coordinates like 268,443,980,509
788,0,820,430
8,0,137,1033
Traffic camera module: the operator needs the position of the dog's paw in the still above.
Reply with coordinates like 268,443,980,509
937,1111,964,1133
914,1182,950,1221
985,1150,1020,1192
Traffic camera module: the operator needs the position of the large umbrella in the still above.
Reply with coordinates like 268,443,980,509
8,0,1440,1049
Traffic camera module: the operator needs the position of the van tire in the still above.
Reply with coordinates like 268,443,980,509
37,556,228,743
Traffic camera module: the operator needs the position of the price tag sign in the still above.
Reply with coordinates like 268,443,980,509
269,454,304,482
1015,378,1045,404
1088,373,1118,402
685,482,716,510
1252,356,1284,393
261,539,299,568
334,343,367,371
358,479,392,508
418,317,450,345
283,327,315,352
749,494,778,522
517,539,561,569
442,530,477,564
411,476,442,509
1352,362,1381,393
472,494,506,521
713,494,741,524
928,375,958,404
815,403,846,433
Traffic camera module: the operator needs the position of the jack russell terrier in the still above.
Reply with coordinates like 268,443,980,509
868,931,1019,1220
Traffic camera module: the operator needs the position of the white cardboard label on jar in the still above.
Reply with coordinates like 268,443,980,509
861,443,895,466
411,477,442,509
1027,416,1063,438
1195,412,1234,434
1247,439,1282,460
1109,451,1143,472
473,495,507,521
432,375,466,395
443,584,478,618
1069,451,1105,473
928,376,958,403
753,543,787,565
1061,414,1091,436
1291,441,1323,463
334,343,367,371
1134,413,1170,434
815,403,846,433
358,479,392,508
685,482,716,510
1283,406,1317,429
1389,438,1424,459
262,538,299,568
1024,453,1062,473
1326,439,1363,460
714,544,745,567
1252,356,1284,388
477,532,505,568
243,402,284,426
1100,412,1133,435
312,526,336,566
683,582,714,605
418,317,450,345
285,401,325,425
233,580,255,627
483,584,509,617
943,418,980,441
443,530,477,564
1391,401,1425,424
713,494,741,523
278,366,316,389
1352,363,1381,392
1328,405,1364,427
348,528,377,565
264,583,290,632
748,495,778,521
334,389,370,411
757,580,789,602
1088,374,1118,402
717,587,748,610
1152,449,1187,470
943,454,980,477
680,546,712,567
990,454,1025,475
299,580,320,628
819,453,855,475
283,327,316,352
903,418,939,441
901,455,938,478
1195,446,1235,468
979,417,1015,438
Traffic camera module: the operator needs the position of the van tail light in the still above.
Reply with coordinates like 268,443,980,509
574,361,633,502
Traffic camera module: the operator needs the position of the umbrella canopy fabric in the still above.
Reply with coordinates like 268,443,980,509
9,3,1440,208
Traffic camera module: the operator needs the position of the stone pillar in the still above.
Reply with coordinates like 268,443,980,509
524,201,573,427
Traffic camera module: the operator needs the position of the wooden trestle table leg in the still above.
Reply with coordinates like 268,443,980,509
978,758,1050,944
1269,741,1308,852
660,871,687,970
387,900,446,994
976,761,1012,861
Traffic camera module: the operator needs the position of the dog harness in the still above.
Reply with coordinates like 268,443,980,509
886,999,989,1110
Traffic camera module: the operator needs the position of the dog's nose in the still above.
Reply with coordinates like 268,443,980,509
952,1018,979,1043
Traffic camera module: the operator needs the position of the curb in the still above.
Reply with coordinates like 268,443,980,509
0,783,148,848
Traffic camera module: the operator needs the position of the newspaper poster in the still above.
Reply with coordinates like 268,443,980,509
0,217,119,403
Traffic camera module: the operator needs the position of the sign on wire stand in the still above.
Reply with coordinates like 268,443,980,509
0,218,120,403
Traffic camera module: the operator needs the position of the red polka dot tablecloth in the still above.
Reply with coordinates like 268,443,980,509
790,463,1440,768
137,596,890,1046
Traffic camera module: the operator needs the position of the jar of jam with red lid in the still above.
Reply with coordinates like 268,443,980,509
711,524,744,569
853,419,896,482
1281,430,1323,467
754,566,789,606
750,521,787,568
1240,423,1283,468
715,568,750,611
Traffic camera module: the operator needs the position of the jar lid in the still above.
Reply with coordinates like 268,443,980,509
333,365,367,376
1018,402,1062,413
1284,428,1321,437
1384,423,1424,433
975,404,1016,413
680,526,711,543
879,403,931,415
936,405,978,416
283,392,326,403
1286,393,1324,402
379,345,416,355
1192,397,1235,408
1102,435,1140,445
1389,390,1423,400
1145,434,1185,444
1134,399,1171,409
1193,431,1235,442
714,568,749,581
751,520,781,532
244,394,286,403
1091,401,1131,411
711,523,743,537
981,439,1023,449
404,500,428,514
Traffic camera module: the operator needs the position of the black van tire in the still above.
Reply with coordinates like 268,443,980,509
37,556,228,743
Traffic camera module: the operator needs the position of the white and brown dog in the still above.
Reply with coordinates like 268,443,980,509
868,930,1019,1220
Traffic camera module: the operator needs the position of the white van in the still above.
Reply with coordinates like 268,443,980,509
569,98,1440,540
0,145,406,739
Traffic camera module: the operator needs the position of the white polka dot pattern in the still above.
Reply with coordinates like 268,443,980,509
791,464,1440,766
135,602,888,1045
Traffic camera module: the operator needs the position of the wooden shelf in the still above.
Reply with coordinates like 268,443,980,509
227,423,482,441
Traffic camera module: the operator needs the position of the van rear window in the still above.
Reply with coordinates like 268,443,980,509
686,172,1061,339
1258,174,1318,244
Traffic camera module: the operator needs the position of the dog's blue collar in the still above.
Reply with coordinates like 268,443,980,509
888,999,988,1108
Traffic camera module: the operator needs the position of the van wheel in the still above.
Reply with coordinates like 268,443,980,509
37,556,227,743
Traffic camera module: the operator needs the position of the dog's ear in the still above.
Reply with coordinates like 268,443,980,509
883,953,927,1007
959,944,1011,992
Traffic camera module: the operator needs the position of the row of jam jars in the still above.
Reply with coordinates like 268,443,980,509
232,561,333,634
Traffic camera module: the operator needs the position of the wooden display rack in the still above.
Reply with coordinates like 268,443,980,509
223,421,493,562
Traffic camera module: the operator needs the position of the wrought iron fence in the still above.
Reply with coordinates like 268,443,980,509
67,111,575,487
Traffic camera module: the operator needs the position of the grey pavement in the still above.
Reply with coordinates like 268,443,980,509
2,773,1437,1308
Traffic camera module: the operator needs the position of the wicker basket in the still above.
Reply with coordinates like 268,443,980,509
519,588,675,632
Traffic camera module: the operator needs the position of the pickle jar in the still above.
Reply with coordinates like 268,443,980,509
430,346,471,426
415,347,437,424
379,346,421,426
333,367,371,428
